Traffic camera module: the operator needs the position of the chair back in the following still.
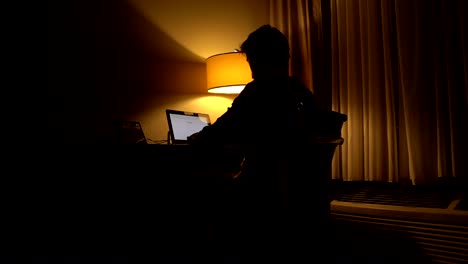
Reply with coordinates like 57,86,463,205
283,110,347,210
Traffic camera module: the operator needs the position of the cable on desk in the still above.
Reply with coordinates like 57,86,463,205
147,138,169,144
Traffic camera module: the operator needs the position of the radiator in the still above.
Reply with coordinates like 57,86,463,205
331,200,468,263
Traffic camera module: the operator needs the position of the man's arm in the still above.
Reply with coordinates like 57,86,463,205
188,82,255,145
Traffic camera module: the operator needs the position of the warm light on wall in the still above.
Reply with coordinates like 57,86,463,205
206,52,253,94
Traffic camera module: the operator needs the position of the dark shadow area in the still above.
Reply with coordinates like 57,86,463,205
30,145,241,263
330,220,433,264
455,198,468,211
29,145,450,263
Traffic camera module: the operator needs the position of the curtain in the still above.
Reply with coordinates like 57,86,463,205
271,0,468,184
270,0,332,110
330,0,400,182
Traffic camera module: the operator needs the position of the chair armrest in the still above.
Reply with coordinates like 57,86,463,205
309,137,345,145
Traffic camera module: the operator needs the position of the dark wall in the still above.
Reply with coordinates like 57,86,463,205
47,0,204,144
48,0,96,143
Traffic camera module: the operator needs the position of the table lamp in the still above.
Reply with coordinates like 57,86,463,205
206,51,253,94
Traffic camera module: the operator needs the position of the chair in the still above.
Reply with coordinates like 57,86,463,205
215,110,348,261
283,110,347,213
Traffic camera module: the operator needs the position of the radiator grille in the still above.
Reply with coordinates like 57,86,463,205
332,187,455,208
331,203,468,264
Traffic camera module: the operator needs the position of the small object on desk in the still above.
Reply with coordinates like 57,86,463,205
112,120,147,144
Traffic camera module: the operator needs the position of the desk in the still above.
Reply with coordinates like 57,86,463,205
32,144,242,259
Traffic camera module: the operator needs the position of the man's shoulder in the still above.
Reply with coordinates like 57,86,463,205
286,77,316,107
288,77,313,93
232,81,257,104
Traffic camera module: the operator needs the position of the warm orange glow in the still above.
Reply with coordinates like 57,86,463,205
128,0,269,60
206,52,253,94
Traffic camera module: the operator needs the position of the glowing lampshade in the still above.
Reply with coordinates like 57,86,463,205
206,52,252,94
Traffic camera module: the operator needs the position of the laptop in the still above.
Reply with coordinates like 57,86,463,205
166,109,211,144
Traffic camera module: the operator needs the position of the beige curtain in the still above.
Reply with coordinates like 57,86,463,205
330,0,400,182
271,0,468,184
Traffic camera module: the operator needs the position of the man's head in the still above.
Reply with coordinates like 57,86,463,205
240,25,290,79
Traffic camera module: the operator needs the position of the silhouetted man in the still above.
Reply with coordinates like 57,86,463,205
189,24,334,262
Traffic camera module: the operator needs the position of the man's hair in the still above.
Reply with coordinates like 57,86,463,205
240,24,290,66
